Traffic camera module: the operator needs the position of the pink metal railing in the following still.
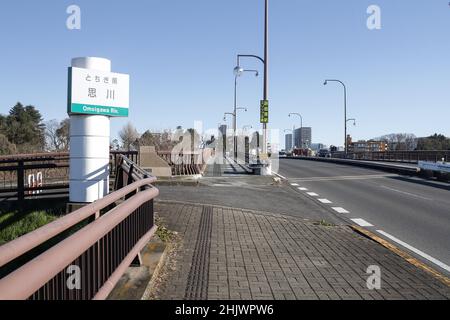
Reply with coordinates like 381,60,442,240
0,158,158,300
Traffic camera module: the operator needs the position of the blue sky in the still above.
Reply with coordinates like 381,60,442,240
0,0,449,148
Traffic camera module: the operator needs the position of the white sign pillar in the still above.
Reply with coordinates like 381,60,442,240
69,57,111,203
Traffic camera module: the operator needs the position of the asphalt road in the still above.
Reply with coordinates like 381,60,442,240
278,158,450,275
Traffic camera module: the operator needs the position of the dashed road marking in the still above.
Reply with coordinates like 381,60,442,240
290,183,299,186
298,187,308,191
307,192,319,197
376,230,450,273
332,207,350,214
351,218,373,227
318,198,332,204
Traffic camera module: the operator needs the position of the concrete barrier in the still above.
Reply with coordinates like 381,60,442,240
285,156,419,176
418,161,450,173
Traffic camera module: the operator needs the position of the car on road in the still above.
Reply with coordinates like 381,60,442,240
317,148,331,158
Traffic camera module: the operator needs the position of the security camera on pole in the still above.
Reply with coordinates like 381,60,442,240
67,57,130,205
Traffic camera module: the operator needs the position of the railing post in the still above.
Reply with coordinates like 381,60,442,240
127,164,134,186
17,160,24,203
125,164,135,200
114,157,124,191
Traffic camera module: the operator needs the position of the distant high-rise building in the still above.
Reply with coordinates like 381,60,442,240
219,124,227,138
294,127,312,148
285,134,293,150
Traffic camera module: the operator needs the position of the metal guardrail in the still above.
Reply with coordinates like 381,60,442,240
0,153,70,202
110,150,139,172
157,150,203,175
0,155,158,300
0,151,140,203
331,151,450,163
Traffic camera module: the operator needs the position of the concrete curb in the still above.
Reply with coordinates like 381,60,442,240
141,240,173,300
351,225,450,287
153,178,200,187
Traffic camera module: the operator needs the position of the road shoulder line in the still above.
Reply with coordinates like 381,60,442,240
350,225,450,287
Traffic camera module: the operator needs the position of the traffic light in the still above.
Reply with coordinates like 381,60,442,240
260,100,269,123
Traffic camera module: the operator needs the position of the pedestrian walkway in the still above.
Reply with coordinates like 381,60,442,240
203,156,252,177
149,201,450,300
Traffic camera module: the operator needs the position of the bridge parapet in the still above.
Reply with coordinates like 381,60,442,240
0,154,158,300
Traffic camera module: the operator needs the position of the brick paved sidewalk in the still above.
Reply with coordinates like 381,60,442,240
149,201,450,300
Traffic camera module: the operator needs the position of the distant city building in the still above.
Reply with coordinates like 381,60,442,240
285,134,293,150
347,135,388,153
219,124,227,138
310,143,326,151
294,127,312,148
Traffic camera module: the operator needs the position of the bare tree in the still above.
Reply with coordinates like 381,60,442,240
45,119,70,151
377,133,417,151
119,122,139,151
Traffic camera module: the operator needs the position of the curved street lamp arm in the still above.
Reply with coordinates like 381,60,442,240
288,113,303,128
237,54,265,66
324,79,346,89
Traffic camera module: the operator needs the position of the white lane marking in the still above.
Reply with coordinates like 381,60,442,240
318,199,332,204
376,230,450,273
298,187,308,191
380,185,433,201
332,207,350,214
275,172,287,180
307,192,319,197
351,218,373,227
290,174,397,182
290,183,299,186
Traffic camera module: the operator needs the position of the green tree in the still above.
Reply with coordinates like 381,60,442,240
416,134,450,150
4,103,45,153
0,134,16,155
139,130,159,147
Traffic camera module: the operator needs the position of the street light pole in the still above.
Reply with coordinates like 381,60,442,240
324,79,347,154
263,0,269,158
235,0,269,172
233,68,258,161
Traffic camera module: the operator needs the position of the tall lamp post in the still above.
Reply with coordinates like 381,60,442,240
346,118,356,152
233,67,258,160
224,109,247,158
233,0,269,173
288,113,303,148
324,79,348,154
